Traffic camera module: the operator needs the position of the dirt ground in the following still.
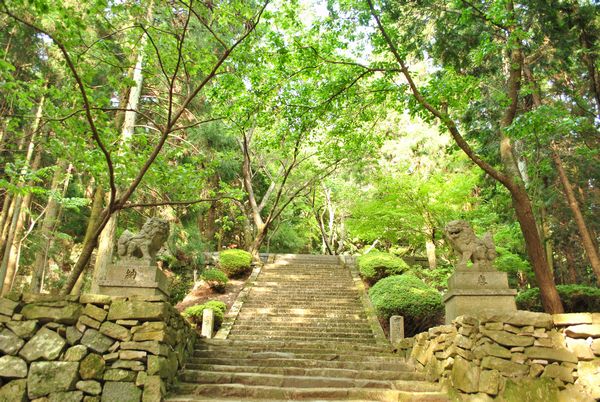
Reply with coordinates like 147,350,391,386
175,271,252,313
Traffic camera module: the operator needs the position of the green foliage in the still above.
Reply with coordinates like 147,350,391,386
405,264,453,291
516,285,600,313
219,249,252,278
369,275,444,337
183,300,227,327
201,268,229,293
357,252,408,285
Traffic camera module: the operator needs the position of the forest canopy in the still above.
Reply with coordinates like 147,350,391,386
0,0,598,313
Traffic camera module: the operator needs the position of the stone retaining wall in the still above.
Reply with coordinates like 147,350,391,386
0,293,196,401
396,310,599,401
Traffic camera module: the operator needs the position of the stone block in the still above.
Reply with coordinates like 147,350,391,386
19,327,65,361
541,364,574,383
565,338,594,360
7,320,38,339
76,380,102,395
120,351,147,360
0,298,19,316
120,341,169,356
79,294,113,305
565,324,600,338
501,378,559,402
0,379,27,402
78,315,101,330
101,381,141,402
116,320,139,327
83,304,107,322
451,356,480,393
27,361,79,399
107,300,168,321
98,263,170,300
0,355,27,378
111,360,145,371
444,289,517,324
142,376,164,402
389,316,404,344
103,369,137,382
99,321,130,341
481,329,534,347
21,302,82,325
79,353,105,380
553,313,592,326
576,360,600,398
48,391,84,402
0,328,24,355
64,345,89,361
481,310,554,329
524,346,578,363
66,326,83,345
481,356,529,377
591,339,600,355
478,369,501,395
81,329,113,353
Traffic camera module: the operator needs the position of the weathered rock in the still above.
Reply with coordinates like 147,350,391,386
478,369,501,396
473,343,512,359
21,302,82,325
120,350,147,360
101,381,141,402
19,327,65,361
27,361,79,399
481,311,553,329
66,326,83,345
107,300,168,321
553,313,592,326
76,380,102,395
565,324,600,338
103,369,137,382
84,397,101,402
0,355,27,378
136,371,148,386
83,304,107,322
481,356,529,377
116,320,139,327
21,293,78,304
79,294,112,306
0,298,18,316
524,346,578,363
0,328,24,355
0,379,27,402
142,375,164,402
111,360,145,371
64,345,89,362
501,378,559,402
541,364,574,383
577,360,600,398
99,321,130,341
451,356,480,393
78,316,101,330
47,391,84,402
120,341,168,356
592,339,600,355
80,329,113,353
529,363,544,378
565,338,594,360
79,353,105,380
481,329,534,347
7,320,38,339
455,334,473,349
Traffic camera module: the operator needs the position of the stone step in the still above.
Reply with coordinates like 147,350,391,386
229,317,370,325
226,335,380,344
168,384,448,402
241,302,362,309
229,325,373,334
235,312,366,320
186,358,411,372
199,340,393,353
238,307,365,314
191,350,402,363
227,329,376,339
183,364,424,381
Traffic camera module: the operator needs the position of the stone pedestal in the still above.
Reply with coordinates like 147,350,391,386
443,270,516,324
97,261,170,300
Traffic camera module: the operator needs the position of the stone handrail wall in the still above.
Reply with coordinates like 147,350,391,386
0,293,196,401
396,311,599,401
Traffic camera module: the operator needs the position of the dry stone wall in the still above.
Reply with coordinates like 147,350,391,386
396,310,600,401
0,293,196,402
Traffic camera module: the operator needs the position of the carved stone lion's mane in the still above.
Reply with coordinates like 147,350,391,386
444,220,496,271
117,218,170,261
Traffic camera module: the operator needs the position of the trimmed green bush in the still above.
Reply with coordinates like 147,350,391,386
183,300,227,328
516,285,600,312
357,252,408,285
369,274,443,336
201,268,228,293
219,249,252,278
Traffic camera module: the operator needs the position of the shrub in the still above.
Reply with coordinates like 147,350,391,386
201,268,228,293
357,252,408,285
516,285,600,312
369,274,443,336
219,249,252,278
183,300,227,328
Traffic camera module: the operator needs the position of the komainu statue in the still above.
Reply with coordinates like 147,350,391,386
444,220,497,271
117,218,170,262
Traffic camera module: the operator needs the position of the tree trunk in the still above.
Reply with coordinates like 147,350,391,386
30,161,71,292
425,237,437,269
72,186,104,295
551,147,600,284
564,246,578,284
249,224,268,260
90,208,117,293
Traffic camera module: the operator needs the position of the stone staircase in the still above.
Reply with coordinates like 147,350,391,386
167,254,448,401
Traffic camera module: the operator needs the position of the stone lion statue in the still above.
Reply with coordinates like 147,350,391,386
444,220,496,271
117,218,170,261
